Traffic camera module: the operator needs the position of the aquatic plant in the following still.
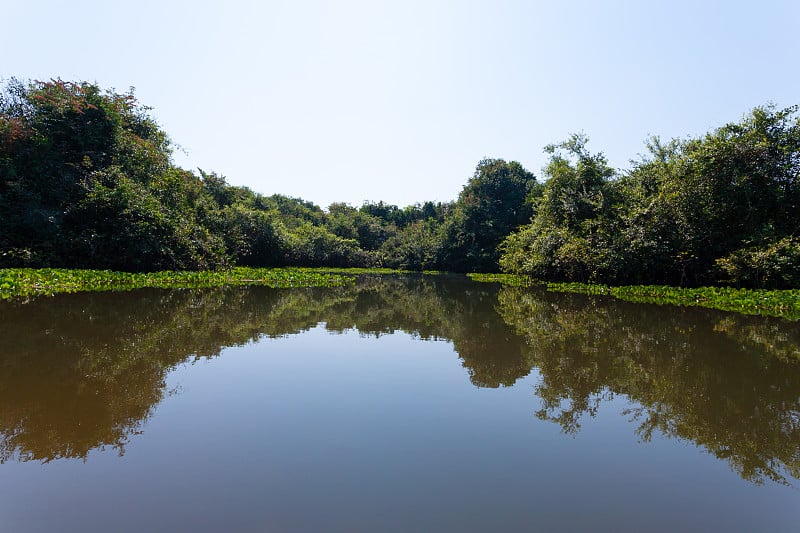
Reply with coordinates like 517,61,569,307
468,273,800,321
467,273,539,287
0,267,355,300
546,283,800,321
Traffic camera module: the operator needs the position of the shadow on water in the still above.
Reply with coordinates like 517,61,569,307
0,274,798,485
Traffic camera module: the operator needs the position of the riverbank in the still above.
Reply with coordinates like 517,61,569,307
4,268,799,321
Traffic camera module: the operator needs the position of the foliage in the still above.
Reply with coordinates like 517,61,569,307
284,223,367,267
470,273,800,320
0,79,378,271
499,135,619,282
501,106,800,288
544,282,800,321
715,236,800,289
63,169,227,271
466,273,538,287
360,200,450,227
3,78,800,288
216,202,286,267
0,78,190,269
379,219,442,270
327,202,392,251
0,267,355,300
439,159,539,272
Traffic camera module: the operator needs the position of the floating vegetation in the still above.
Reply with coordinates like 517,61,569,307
301,267,411,275
546,283,800,321
467,273,539,287
468,274,800,321
0,267,355,300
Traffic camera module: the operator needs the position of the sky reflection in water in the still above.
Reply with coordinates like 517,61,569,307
0,275,799,531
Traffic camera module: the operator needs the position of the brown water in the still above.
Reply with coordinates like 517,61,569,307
1,275,799,531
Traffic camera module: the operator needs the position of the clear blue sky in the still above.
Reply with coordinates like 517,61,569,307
3,0,798,209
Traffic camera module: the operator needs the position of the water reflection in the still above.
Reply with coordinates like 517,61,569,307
0,287,282,462
0,275,798,486
497,287,800,485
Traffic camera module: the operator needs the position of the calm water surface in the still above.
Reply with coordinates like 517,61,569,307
1,275,799,532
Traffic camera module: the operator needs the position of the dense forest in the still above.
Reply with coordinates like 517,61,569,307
1,79,798,287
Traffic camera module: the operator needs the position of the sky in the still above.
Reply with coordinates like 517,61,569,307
3,0,799,209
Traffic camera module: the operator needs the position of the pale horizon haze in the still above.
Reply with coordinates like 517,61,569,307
3,0,798,209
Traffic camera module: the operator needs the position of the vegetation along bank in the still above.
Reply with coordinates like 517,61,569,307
1,78,799,291
468,274,800,321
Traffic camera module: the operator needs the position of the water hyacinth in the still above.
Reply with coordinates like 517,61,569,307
467,273,539,287
0,267,356,300
468,273,800,321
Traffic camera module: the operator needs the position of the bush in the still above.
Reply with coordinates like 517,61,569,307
715,237,800,289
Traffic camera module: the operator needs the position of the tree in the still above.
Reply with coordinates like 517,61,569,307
0,79,188,268
62,170,226,271
327,202,393,251
439,158,538,272
618,105,800,286
500,136,618,282
380,220,441,270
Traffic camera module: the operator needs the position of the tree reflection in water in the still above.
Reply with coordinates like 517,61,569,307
497,287,800,485
0,275,798,485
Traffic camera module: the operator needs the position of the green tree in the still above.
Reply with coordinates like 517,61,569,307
380,219,442,270
0,79,225,270
327,202,393,251
285,223,365,267
500,136,617,281
217,204,287,266
618,105,800,286
62,170,225,271
439,158,538,272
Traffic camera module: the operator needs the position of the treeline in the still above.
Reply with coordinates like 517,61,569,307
1,79,799,287
502,120,800,288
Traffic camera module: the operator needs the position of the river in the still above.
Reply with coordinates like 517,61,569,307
1,275,798,531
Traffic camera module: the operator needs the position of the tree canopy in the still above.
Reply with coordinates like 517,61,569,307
501,107,800,287
2,78,798,287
